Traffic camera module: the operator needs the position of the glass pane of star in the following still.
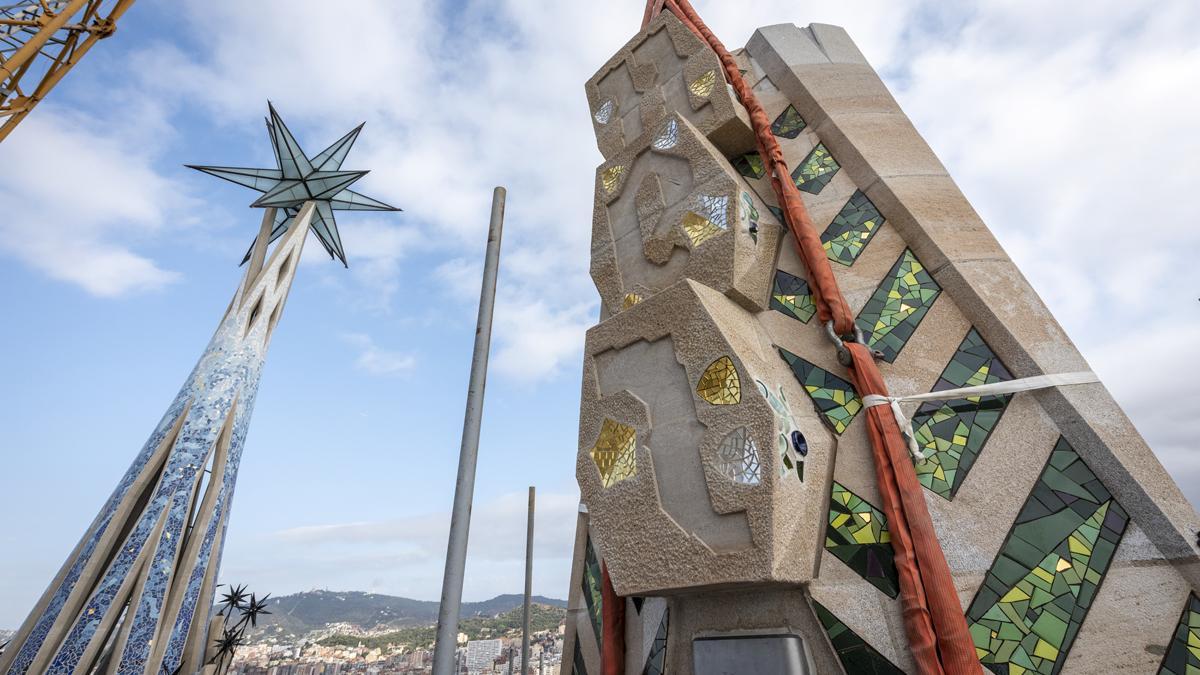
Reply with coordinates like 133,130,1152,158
188,103,400,267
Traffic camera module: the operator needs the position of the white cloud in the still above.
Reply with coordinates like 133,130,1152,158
887,0,1200,507
221,490,580,602
0,107,186,296
342,332,416,376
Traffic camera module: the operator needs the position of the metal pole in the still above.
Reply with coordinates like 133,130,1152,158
521,486,535,675
432,187,506,675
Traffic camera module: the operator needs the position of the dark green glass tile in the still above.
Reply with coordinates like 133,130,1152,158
582,537,603,646
731,152,765,179
822,190,884,266
777,348,862,434
1158,593,1200,674
912,328,1013,500
826,482,900,598
814,602,905,674
771,104,807,138
966,437,1129,675
855,248,941,363
791,143,839,194
770,269,815,323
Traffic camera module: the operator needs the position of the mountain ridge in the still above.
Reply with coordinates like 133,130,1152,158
247,590,566,638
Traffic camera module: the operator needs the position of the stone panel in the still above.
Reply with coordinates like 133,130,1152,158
591,114,781,315
578,280,834,594
586,11,755,160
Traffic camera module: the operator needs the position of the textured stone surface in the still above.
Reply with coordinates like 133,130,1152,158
586,11,755,160
590,113,781,315
578,280,835,595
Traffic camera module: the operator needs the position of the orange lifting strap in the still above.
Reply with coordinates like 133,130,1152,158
601,2,983,674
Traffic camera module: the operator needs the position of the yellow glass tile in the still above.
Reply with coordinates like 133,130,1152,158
590,419,637,488
688,69,717,98
1001,587,1030,603
682,211,723,247
850,527,877,545
1033,640,1059,660
1055,558,1073,572
621,293,642,309
697,356,740,404
601,165,625,194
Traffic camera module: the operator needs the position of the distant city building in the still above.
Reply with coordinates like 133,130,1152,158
464,639,502,673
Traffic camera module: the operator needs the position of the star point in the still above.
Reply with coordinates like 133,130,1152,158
189,103,400,267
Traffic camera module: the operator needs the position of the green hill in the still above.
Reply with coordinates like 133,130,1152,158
245,590,566,639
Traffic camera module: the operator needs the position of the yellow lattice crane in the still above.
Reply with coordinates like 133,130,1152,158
0,0,135,142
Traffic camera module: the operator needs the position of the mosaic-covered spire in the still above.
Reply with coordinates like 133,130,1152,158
1,109,400,675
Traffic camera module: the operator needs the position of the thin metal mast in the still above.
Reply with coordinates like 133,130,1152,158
432,186,506,675
521,486,536,675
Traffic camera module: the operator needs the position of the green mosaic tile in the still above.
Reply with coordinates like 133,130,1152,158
731,152,765,179
855,248,941,363
771,104,807,139
767,205,784,224
913,328,1013,500
642,608,668,675
826,482,900,598
582,537,603,646
769,269,815,323
791,143,839,194
967,437,1129,675
822,190,884,266
814,601,905,674
1157,593,1200,675
778,348,862,434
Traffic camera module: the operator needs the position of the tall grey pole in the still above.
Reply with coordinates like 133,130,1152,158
521,486,535,675
432,187,506,675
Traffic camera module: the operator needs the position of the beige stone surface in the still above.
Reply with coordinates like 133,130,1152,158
590,113,781,315
586,11,755,160
578,280,835,595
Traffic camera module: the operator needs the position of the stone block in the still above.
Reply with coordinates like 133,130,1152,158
586,11,755,160
577,280,834,594
590,114,781,315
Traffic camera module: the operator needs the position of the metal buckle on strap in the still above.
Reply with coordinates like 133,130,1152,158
824,320,883,366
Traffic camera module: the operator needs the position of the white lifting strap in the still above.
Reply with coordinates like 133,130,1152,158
863,371,1100,461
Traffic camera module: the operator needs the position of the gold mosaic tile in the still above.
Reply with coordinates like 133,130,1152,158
697,356,741,405
590,419,637,487
601,165,626,194
682,211,723,247
688,69,717,98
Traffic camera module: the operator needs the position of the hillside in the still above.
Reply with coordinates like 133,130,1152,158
247,590,566,639
316,603,566,651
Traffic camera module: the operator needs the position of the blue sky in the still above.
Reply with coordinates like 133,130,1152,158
1,0,1198,629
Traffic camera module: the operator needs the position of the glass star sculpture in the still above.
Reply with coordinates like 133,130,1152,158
188,102,400,266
